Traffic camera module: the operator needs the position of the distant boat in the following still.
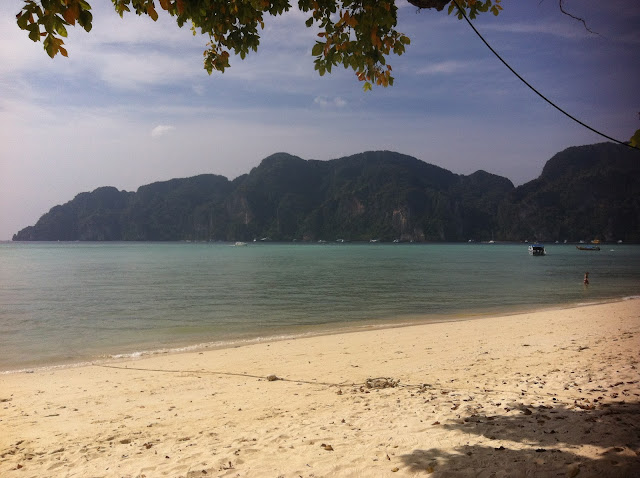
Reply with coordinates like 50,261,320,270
233,241,248,247
576,245,600,251
528,244,546,256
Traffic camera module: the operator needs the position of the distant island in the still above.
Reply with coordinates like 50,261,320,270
13,142,640,243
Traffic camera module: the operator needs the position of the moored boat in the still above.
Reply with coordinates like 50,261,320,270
528,244,546,256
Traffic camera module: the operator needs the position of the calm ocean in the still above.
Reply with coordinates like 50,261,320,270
1,241,639,372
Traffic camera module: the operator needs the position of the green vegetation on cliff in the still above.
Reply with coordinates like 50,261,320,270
13,143,640,242
497,143,640,242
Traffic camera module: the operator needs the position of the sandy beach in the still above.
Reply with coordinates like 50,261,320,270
1,299,639,477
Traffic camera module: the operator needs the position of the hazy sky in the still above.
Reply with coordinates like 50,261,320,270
1,0,638,240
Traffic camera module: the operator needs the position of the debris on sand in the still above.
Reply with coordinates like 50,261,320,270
365,377,399,389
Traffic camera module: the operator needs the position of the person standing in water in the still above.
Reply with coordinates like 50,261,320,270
583,271,589,285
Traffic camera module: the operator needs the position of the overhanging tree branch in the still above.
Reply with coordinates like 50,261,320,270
556,0,598,34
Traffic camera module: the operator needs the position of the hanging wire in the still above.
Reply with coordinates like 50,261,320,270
451,0,639,151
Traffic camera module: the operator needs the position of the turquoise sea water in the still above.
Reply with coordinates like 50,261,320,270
1,241,639,372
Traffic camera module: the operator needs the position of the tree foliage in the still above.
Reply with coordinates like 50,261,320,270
16,0,502,89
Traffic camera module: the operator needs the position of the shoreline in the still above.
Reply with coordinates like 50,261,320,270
1,299,639,476
2,296,636,375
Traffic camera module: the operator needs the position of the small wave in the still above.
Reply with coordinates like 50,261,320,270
110,350,149,359
0,360,97,375
104,333,325,362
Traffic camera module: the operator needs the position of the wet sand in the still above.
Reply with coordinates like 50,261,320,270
1,299,639,477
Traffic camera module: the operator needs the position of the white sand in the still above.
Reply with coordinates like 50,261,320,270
1,299,639,477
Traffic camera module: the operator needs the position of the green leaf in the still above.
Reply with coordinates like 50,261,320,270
44,35,56,58
79,11,92,32
28,25,40,42
17,12,29,30
311,42,324,57
55,22,68,38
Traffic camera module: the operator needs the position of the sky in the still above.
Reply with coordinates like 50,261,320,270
1,0,638,240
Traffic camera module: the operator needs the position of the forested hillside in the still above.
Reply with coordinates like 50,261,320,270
13,143,640,242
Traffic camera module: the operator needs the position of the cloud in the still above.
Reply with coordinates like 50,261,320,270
151,125,175,138
95,51,202,91
482,21,585,39
416,60,473,75
1,2,338,98
313,96,347,108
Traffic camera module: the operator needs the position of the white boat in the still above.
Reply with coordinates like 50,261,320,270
528,244,545,256
233,241,248,247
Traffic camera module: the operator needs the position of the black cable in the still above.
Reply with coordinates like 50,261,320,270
451,0,639,151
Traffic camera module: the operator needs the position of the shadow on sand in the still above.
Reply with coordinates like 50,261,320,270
400,401,640,477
